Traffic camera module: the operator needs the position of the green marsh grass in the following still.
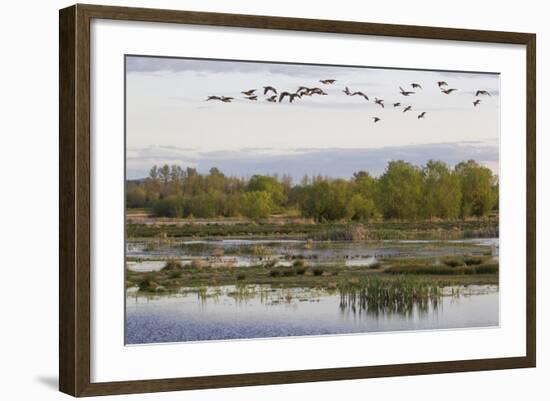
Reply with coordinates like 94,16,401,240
338,276,443,316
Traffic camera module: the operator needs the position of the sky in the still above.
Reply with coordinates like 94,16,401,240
126,55,500,181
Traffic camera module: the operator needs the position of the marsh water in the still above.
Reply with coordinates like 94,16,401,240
125,284,498,344
125,237,499,344
126,237,499,271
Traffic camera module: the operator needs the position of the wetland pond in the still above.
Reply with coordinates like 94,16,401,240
126,284,498,344
126,237,498,271
125,237,499,344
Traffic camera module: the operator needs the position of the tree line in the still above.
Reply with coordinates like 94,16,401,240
126,160,498,221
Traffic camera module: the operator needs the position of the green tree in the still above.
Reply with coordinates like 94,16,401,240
492,181,499,211
159,164,170,186
151,195,184,217
206,167,226,193
300,179,349,221
149,165,159,182
247,175,286,207
422,160,461,219
126,184,146,208
377,160,424,219
186,191,223,218
455,160,496,217
346,194,375,221
239,191,272,219
352,171,376,197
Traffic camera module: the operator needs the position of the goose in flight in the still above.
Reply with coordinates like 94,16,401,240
399,86,415,96
279,92,301,103
309,87,328,96
441,88,457,94
266,95,277,102
372,117,381,123
351,91,369,101
411,83,422,89
245,95,258,101
319,79,336,84
476,90,491,96
343,86,351,96
288,93,301,102
263,86,277,95
221,96,234,103
241,89,256,96
417,112,426,119
279,91,291,102
403,105,412,113
473,99,481,107
393,102,401,107
206,96,222,101
437,81,448,87
296,86,313,96
374,98,385,108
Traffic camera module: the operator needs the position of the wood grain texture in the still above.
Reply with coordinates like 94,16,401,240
59,5,76,396
525,34,536,367
59,3,536,397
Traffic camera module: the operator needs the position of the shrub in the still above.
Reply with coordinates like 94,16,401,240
151,195,185,217
292,259,305,268
464,257,483,266
138,278,157,292
236,273,246,280
386,264,464,275
263,259,277,268
190,259,206,269
162,259,183,271
281,268,295,277
474,263,499,274
126,185,147,208
295,267,307,275
312,267,324,276
212,248,224,257
168,270,182,279
368,262,382,269
443,259,463,268
269,270,280,277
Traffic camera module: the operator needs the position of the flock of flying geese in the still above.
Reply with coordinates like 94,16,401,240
206,79,492,123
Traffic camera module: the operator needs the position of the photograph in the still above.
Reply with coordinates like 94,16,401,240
124,55,500,345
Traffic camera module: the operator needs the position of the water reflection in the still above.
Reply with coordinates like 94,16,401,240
125,284,498,344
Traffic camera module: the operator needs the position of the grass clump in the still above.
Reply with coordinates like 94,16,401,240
236,273,246,281
137,274,161,292
161,259,183,271
338,276,443,315
190,259,206,269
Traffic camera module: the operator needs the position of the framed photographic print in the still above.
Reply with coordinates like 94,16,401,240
59,4,536,397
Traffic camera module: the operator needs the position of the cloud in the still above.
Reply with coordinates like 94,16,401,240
126,56,500,83
126,56,351,77
126,141,499,180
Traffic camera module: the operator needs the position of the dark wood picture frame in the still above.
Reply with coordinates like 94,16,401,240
59,3,536,397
